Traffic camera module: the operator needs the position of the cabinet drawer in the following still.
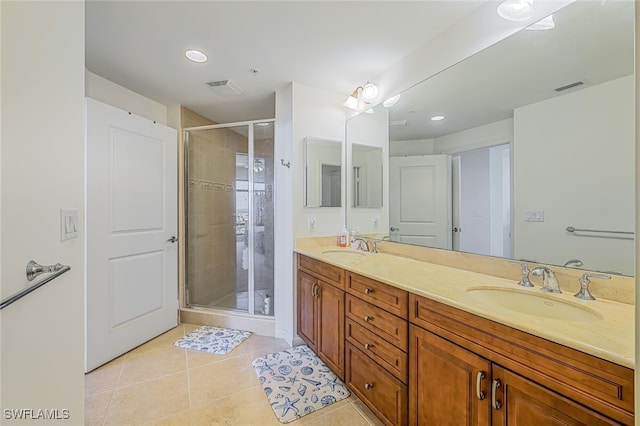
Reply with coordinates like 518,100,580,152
297,254,345,289
347,272,408,318
346,342,408,426
346,319,408,384
346,294,408,351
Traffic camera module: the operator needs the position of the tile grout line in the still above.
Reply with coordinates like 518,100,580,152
100,358,125,426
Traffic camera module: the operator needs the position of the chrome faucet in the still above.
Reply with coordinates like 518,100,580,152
509,261,534,288
371,236,391,254
351,237,370,252
574,273,610,301
531,266,561,294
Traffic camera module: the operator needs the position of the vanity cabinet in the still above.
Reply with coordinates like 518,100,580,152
296,255,345,379
345,272,409,426
409,293,634,425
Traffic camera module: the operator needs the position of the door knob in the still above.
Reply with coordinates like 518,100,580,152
453,227,462,233
167,236,178,243
390,227,399,232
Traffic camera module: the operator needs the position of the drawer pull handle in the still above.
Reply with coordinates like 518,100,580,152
365,383,374,390
364,343,373,350
364,315,373,322
476,371,485,400
491,379,502,410
364,288,373,295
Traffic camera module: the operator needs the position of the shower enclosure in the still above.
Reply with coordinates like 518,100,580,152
184,120,274,316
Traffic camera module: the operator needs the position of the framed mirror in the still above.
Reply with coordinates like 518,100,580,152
351,144,383,208
304,137,342,208
346,0,635,276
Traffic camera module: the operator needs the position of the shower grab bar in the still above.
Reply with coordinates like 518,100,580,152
566,226,634,236
0,262,70,310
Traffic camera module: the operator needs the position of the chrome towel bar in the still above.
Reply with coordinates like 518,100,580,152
0,261,71,310
566,226,634,236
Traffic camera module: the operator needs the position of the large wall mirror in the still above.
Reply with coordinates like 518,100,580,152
304,137,342,207
346,0,635,276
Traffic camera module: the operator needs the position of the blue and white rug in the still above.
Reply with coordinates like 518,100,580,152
252,345,350,423
174,326,251,355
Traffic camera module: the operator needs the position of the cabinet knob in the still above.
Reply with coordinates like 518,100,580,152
364,343,373,350
364,288,373,295
364,383,373,390
364,315,373,322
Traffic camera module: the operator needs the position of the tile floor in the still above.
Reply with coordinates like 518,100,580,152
85,324,384,426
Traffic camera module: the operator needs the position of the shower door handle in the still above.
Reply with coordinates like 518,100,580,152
167,236,178,243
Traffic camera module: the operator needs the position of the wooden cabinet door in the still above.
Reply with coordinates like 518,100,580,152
317,281,345,380
491,365,619,426
409,325,491,426
297,271,317,351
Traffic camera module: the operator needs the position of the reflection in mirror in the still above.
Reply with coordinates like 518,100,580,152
346,0,635,276
304,137,342,207
352,144,383,208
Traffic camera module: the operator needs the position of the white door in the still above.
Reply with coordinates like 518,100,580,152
389,155,451,249
85,98,178,372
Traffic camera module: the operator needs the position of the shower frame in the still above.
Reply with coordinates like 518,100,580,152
182,118,276,316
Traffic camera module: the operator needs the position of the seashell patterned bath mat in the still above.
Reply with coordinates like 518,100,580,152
174,326,251,355
252,345,350,423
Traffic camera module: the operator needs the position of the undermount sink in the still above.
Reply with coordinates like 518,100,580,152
321,249,367,262
466,286,603,322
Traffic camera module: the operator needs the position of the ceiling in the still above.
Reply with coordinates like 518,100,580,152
387,0,635,141
85,1,488,124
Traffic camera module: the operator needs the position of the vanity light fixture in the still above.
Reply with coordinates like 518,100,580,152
185,49,208,63
343,82,379,112
361,82,379,102
383,94,401,108
343,87,361,110
497,0,534,22
526,14,555,30
430,115,445,121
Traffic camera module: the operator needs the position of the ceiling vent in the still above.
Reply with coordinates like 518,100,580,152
390,120,408,127
206,79,244,96
555,81,584,92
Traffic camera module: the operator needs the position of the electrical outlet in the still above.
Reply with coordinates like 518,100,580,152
60,208,79,241
307,217,316,232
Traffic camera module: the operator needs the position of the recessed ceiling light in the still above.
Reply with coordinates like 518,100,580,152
497,0,533,22
430,115,445,121
185,49,208,63
383,94,401,108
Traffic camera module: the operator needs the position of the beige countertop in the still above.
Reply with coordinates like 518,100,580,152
295,246,635,369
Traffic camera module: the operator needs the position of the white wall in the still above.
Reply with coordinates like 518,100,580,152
434,118,513,154
389,138,435,157
274,84,294,344
85,70,174,127
514,75,634,275
275,82,346,344
292,83,347,238
1,1,85,421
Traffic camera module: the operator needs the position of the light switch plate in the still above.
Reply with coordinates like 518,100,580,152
524,209,544,222
61,208,79,241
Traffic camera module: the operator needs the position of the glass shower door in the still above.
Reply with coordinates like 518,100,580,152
184,121,274,316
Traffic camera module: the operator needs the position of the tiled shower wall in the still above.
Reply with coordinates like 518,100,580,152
184,109,248,306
